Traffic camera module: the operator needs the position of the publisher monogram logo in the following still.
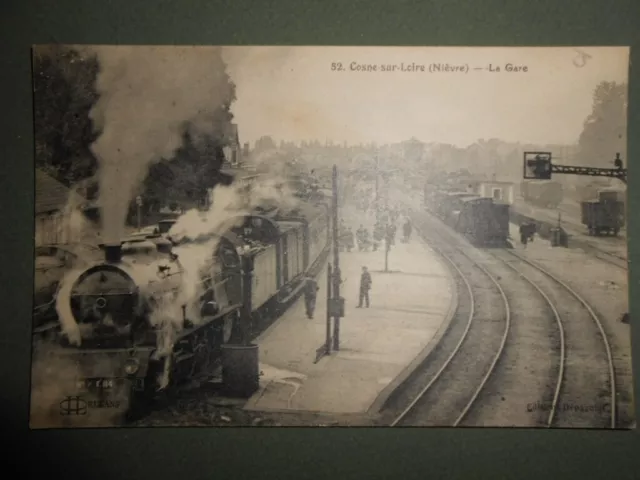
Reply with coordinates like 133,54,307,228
60,396,88,416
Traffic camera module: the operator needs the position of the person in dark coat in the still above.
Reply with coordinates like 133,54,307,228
346,227,355,252
356,225,366,251
519,222,535,247
373,222,384,251
356,225,371,251
356,266,372,308
402,219,412,242
338,226,350,252
303,273,319,319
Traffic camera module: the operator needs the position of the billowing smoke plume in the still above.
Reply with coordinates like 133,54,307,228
36,44,320,406
61,179,101,244
88,46,235,244
136,148,303,388
153,149,301,320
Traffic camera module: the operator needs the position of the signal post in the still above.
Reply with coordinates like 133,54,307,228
314,164,345,363
522,151,628,322
330,164,345,351
523,152,627,184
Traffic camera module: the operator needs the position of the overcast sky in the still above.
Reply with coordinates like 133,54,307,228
222,46,628,148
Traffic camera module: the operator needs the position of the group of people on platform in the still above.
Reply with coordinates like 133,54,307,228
338,210,413,253
301,208,414,319
301,265,373,319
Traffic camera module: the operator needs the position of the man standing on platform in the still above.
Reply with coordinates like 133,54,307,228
519,222,534,248
303,273,319,319
356,266,372,308
402,218,412,243
373,222,384,251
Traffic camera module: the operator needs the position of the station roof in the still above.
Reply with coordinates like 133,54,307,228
35,169,85,215
477,180,514,186
445,191,477,197
460,196,488,203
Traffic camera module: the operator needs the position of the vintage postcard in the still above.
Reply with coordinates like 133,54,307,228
31,45,633,429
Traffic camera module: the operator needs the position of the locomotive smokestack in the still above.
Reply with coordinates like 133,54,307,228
104,243,122,263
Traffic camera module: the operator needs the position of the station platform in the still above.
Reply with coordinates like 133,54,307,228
244,222,456,416
509,223,626,274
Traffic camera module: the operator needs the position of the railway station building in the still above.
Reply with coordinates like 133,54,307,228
473,180,515,205
35,168,99,247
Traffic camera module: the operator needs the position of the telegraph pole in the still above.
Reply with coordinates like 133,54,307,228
331,164,342,351
237,255,254,346
385,237,390,272
326,263,333,353
375,155,380,224
136,195,142,230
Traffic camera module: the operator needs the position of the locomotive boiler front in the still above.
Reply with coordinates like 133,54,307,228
70,263,140,333
61,240,185,346
66,243,142,343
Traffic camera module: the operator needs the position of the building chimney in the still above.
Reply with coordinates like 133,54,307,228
104,243,122,263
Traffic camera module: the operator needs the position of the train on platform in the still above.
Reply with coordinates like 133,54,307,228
33,192,331,420
520,180,563,209
580,189,625,236
424,185,511,247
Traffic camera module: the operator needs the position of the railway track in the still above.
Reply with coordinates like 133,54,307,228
455,245,566,427
388,214,511,426
588,247,628,271
387,205,617,428
496,250,617,428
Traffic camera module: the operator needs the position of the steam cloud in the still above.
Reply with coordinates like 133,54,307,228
47,44,310,395
89,46,235,244
134,147,302,388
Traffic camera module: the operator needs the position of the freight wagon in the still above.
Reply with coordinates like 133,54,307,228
456,196,511,247
520,180,563,209
580,189,625,236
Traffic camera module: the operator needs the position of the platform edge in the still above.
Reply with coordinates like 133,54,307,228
366,223,460,415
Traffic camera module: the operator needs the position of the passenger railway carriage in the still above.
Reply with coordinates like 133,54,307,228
439,191,478,226
220,200,331,312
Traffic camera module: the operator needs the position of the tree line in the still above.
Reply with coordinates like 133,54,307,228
33,45,238,218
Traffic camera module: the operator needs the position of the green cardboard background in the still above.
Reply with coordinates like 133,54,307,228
2,0,639,477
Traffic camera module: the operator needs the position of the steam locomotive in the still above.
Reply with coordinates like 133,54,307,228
33,196,331,421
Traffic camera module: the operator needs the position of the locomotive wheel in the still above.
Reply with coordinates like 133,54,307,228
126,393,151,423
125,358,167,422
